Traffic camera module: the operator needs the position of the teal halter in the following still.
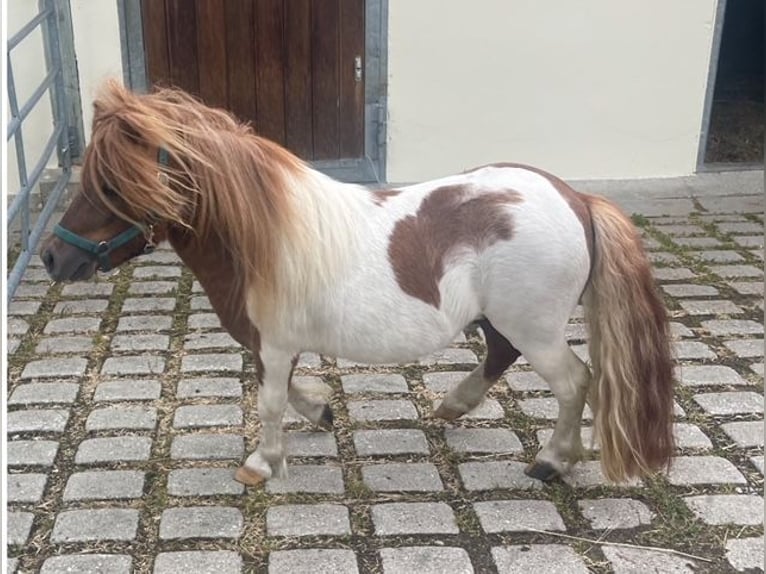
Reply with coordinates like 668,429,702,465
53,148,169,271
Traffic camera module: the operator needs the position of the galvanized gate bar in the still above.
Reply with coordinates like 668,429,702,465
6,6,53,50
7,65,59,139
6,0,73,302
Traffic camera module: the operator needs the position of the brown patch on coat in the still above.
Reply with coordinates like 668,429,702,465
388,185,522,308
370,189,401,206
170,228,264,382
478,318,521,380
466,162,594,263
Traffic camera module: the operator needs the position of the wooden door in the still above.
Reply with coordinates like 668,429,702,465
141,0,365,161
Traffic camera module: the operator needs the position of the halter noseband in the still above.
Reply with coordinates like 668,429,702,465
53,148,170,272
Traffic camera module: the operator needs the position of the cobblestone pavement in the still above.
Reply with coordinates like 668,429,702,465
6,183,764,573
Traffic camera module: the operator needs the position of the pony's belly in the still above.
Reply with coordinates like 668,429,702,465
299,305,465,365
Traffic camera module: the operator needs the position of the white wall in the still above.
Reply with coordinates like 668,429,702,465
386,0,719,181
6,1,122,197
70,0,123,138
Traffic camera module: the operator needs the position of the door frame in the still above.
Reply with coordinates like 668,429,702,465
117,0,388,183
695,0,727,171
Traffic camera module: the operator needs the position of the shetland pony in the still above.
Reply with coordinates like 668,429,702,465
42,81,675,485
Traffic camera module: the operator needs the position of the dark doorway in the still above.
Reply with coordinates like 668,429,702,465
703,0,764,164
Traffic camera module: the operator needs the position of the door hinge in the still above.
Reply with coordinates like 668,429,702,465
354,56,363,82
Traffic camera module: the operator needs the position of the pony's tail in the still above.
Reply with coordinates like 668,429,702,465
582,195,675,482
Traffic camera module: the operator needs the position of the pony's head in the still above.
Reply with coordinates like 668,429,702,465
41,81,222,281
42,80,306,318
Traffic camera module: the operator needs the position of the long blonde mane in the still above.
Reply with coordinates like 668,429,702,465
84,80,315,313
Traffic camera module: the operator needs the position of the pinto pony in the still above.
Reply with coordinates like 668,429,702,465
42,82,675,485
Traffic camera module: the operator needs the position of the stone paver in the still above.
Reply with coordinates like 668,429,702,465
75,436,152,463
702,319,763,336
8,409,69,433
603,546,696,574
362,462,444,492
269,549,358,574
8,473,47,503
347,399,418,422
101,355,166,375
380,547,473,574
159,506,243,539
51,509,139,542
116,315,172,332
44,317,101,334
21,358,87,380
445,428,524,453
287,431,338,457
372,502,458,535
491,545,589,574
721,420,764,447
167,468,245,496
459,461,542,491
171,433,245,460
474,500,565,533
677,365,746,387
86,406,157,430
153,551,242,574
578,499,654,529
181,353,243,373
8,187,765,571
176,377,242,398
722,338,764,358
267,504,350,536
7,440,59,466
353,429,429,456
35,335,94,354
40,555,132,574
266,465,345,494
93,379,162,401
111,333,170,352
693,391,763,415
684,494,763,525
726,537,764,572
341,373,409,393
173,404,243,428
8,512,35,545
63,470,145,501
9,382,79,404
666,456,747,485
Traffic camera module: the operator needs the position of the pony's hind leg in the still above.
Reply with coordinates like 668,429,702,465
434,319,521,420
235,345,293,486
288,375,334,429
521,341,591,481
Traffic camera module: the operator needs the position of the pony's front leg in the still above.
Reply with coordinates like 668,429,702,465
235,345,293,486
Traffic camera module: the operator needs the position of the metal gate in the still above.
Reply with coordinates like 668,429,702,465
6,0,83,303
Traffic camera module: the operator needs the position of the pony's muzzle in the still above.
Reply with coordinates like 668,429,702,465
40,238,98,282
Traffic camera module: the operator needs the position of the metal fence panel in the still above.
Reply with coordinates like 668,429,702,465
6,0,79,303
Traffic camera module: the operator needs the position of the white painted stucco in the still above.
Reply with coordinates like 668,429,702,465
386,0,719,181
70,0,123,138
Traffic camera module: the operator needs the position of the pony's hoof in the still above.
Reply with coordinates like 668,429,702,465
524,461,561,482
318,404,334,429
434,403,464,421
234,465,267,486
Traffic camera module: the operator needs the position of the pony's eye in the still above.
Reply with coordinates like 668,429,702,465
103,187,119,198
